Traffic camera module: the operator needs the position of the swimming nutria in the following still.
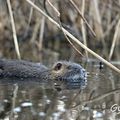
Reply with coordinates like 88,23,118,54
0,59,87,89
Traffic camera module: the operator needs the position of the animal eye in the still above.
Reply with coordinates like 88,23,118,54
54,63,62,71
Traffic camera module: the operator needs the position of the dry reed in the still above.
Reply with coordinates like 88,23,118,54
26,0,120,74
6,0,21,59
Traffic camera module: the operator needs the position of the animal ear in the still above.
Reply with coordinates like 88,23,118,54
53,63,62,71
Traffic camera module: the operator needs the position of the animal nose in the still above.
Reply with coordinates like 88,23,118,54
66,76,87,89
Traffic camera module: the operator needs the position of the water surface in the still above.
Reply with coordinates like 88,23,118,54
0,60,119,120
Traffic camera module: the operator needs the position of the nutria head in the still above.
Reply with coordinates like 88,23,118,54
48,61,87,90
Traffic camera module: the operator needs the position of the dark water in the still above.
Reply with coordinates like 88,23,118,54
0,60,119,120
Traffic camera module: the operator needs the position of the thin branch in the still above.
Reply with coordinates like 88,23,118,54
75,88,120,106
7,0,21,59
38,16,45,51
46,0,84,56
10,84,18,119
24,0,35,38
47,0,60,17
81,0,88,58
102,14,119,39
69,0,96,37
30,17,41,43
109,19,120,60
